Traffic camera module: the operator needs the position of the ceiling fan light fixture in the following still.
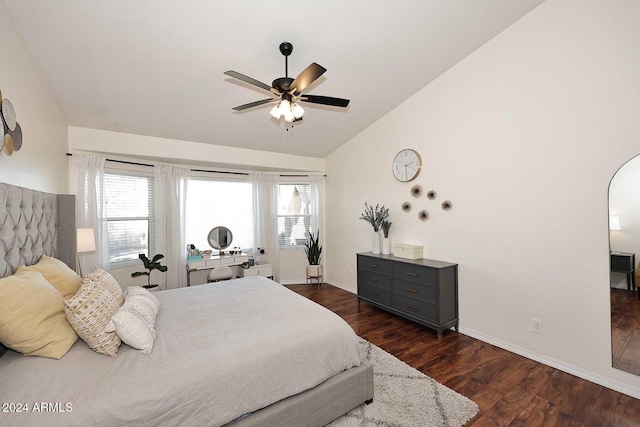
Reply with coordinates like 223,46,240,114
282,107,295,123
270,103,283,119
291,102,304,119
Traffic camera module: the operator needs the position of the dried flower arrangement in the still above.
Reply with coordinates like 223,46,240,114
381,220,393,238
360,202,389,232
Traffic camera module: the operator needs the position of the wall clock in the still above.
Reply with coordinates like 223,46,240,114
392,149,422,182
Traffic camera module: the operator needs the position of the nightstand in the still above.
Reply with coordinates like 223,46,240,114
611,252,636,291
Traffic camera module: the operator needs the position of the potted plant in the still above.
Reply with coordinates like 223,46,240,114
360,202,389,254
131,253,168,289
304,230,323,284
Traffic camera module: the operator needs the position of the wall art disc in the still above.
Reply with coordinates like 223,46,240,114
1,98,16,131
427,190,437,200
3,133,14,155
442,200,452,211
418,210,429,221
0,110,6,135
10,122,22,151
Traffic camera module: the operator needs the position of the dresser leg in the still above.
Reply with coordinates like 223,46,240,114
437,330,443,339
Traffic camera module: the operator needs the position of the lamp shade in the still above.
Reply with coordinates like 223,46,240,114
77,228,96,253
609,216,621,231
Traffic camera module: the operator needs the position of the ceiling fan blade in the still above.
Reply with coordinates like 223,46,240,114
301,95,350,108
289,63,327,94
224,70,277,94
232,98,279,111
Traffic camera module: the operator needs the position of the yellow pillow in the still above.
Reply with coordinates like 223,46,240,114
18,255,82,299
0,270,78,359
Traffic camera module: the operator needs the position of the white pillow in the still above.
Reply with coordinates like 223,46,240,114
105,290,159,354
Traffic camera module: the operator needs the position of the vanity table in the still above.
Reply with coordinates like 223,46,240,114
187,253,249,286
187,225,251,286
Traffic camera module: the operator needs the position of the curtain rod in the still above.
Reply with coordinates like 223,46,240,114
65,153,324,177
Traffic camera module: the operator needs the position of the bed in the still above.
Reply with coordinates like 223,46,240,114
0,182,373,426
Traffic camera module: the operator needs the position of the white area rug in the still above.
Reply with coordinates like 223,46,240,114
329,338,479,427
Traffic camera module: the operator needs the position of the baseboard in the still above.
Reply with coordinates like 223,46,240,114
279,280,305,286
459,326,640,399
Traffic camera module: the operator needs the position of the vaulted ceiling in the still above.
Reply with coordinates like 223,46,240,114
5,0,544,158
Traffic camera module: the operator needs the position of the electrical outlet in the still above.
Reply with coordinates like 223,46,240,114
532,319,543,334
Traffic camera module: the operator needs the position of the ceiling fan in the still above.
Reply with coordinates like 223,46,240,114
224,42,350,123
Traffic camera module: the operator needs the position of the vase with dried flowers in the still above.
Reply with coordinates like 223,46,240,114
360,202,389,254
381,220,392,255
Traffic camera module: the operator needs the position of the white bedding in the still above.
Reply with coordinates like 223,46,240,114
0,277,361,426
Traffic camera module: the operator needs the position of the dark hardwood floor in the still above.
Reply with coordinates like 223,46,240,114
612,288,640,375
288,283,640,427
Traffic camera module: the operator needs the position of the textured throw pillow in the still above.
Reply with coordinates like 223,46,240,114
17,255,82,299
106,290,160,354
65,278,121,356
0,270,78,359
84,268,124,306
126,286,161,311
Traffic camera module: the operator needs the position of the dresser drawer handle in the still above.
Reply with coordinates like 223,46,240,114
368,277,378,282
406,272,417,277
368,290,379,297
407,304,418,310
407,288,418,293
368,264,378,268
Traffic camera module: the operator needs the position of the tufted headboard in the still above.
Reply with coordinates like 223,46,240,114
0,182,76,357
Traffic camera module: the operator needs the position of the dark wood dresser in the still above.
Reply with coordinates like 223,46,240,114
357,252,458,337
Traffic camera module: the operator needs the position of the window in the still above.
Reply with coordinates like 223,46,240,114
278,183,314,247
186,179,254,252
104,171,155,267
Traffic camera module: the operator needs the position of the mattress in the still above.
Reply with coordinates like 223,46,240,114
0,277,361,426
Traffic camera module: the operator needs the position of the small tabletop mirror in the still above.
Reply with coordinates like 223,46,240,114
208,226,233,251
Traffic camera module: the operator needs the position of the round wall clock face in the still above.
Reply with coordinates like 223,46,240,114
392,149,422,182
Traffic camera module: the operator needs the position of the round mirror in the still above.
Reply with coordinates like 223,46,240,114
208,226,233,251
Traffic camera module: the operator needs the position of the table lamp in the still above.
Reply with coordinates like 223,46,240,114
610,216,621,231
76,228,96,277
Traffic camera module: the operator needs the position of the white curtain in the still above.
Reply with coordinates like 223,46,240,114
251,173,279,282
308,173,325,268
154,165,190,290
70,154,109,274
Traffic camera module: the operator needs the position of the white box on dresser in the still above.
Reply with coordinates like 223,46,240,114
393,244,423,260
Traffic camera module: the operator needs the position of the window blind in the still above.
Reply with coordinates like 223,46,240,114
104,171,155,266
278,183,314,247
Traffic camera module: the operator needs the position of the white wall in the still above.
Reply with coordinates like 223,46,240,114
0,2,68,192
325,0,640,396
610,154,640,264
69,127,324,173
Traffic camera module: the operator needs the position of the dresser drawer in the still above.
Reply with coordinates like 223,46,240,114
358,255,392,276
393,278,436,303
358,269,392,290
358,282,392,306
392,293,436,322
393,263,437,286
